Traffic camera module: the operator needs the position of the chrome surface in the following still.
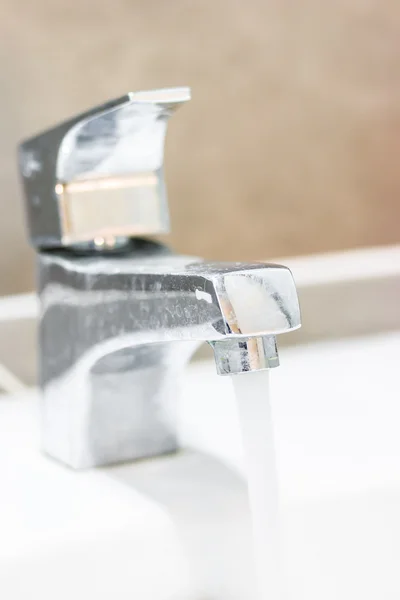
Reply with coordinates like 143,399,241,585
20,87,301,469
210,336,279,375
19,87,189,247
39,240,300,468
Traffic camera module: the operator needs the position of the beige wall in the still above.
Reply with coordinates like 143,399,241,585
0,0,399,294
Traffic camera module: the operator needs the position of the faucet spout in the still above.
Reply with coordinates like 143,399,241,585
39,239,300,468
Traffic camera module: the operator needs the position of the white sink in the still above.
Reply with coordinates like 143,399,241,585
1,331,400,599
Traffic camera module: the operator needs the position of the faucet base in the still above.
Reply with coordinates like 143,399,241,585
42,342,199,469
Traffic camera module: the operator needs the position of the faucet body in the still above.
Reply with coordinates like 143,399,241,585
20,88,301,469
39,239,299,468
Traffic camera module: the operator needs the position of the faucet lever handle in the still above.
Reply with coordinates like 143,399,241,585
18,87,191,248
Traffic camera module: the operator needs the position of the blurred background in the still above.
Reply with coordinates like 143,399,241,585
1,0,399,295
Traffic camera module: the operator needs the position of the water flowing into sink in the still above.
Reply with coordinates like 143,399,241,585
232,370,285,600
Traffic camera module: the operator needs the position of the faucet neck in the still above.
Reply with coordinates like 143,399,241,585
41,237,170,258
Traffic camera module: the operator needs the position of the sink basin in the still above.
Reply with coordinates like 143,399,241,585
1,330,400,599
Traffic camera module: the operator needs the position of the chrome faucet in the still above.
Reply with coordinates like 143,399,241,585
18,87,301,469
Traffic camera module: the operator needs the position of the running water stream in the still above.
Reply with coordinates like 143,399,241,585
232,369,285,600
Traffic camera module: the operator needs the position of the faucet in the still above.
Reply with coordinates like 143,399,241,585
18,87,301,469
